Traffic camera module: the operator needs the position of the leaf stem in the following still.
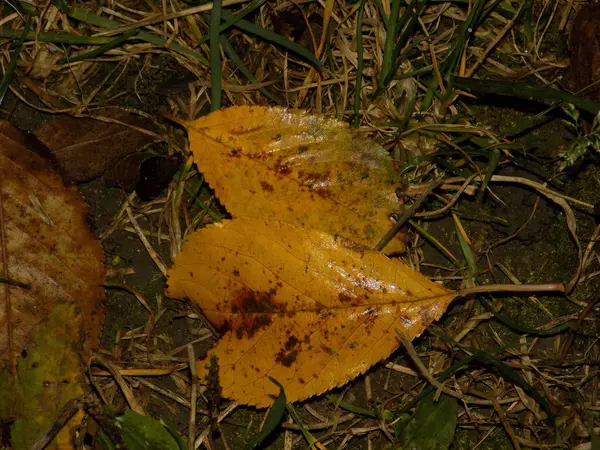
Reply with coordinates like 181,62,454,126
459,283,565,297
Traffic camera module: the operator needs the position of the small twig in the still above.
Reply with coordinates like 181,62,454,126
374,176,443,252
30,398,83,450
188,344,198,450
0,277,31,289
0,175,14,374
125,205,168,276
91,354,146,415
459,283,565,297
397,330,517,406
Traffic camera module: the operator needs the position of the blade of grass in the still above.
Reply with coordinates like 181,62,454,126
380,0,401,88
422,0,487,109
453,213,478,278
476,148,501,203
60,28,138,63
0,29,118,44
221,11,323,70
286,403,322,448
244,378,286,450
452,76,600,115
219,36,281,103
385,0,427,86
197,0,266,46
0,16,29,107
209,0,223,111
353,0,365,128
408,219,459,265
479,297,571,336
53,0,210,65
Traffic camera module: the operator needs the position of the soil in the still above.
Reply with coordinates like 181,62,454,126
2,56,599,450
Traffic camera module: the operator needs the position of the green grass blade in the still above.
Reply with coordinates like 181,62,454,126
386,0,427,86
60,29,138,63
479,297,571,336
353,0,365,128
476,147,501,202
0,28,117,44
219,36,281,103
244,378,286,450
380,0,400,87
454,217,478,278
422,0,487,109
197,0,266,46
452,76,600,115
285,403,320,447
209,0,223,110
53,0,209,65
221,11,323,70
0,17,30,107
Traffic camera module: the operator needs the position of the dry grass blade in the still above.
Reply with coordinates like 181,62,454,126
1,0,598,448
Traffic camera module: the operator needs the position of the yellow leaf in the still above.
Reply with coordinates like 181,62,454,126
167,219,455,407
180,106,405,253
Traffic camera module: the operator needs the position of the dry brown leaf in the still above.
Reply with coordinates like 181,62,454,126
34,110,156,183
179,106,405,253
0,121,105,359
166,218,455,407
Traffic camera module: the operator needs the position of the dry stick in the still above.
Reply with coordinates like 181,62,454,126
0,276,30,289
559,295,600,362
465,2,524,77
188,344,198,450
91,354,146,415
414,174,478,218
95,0,250,36
125,205,168,276
0,175,14,374
488,396,522,450
194,401,238,449
459,283,565,297
92,367,176,376
397,331,519,407
374,177,444,252
30,398,83,450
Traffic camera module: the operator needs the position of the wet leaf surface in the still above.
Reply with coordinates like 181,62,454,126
180,106,406,253
167,218,456,407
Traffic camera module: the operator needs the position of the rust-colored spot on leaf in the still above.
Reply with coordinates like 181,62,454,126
167,218,456,407
182,106,406,253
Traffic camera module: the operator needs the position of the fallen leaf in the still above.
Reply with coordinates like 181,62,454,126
0,303,86,450
395,393,457,450
166,218,455,407
99,409,186,450
34,109,156,183
0,120,105,359
565,5,600,101
178,106,405,253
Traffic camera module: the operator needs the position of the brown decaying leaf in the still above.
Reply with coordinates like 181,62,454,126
34,110,156,183
566,5,600,101
180,106,406,253
166,218,456,407
0,121,105,358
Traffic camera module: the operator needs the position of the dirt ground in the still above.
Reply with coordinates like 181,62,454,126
2,9,600,449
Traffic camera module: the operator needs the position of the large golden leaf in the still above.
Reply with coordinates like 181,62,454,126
166,218,455,407
0,121,105,359
180,106,405,253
